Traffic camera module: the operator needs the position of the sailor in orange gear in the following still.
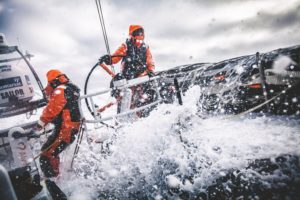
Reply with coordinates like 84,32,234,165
100,25,155,80
35,69,81,178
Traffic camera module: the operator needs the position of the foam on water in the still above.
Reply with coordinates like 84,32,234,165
60,86,300,198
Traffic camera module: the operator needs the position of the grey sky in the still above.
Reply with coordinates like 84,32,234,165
1,0,300,88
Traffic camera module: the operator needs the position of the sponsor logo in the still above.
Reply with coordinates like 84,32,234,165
0,65,12,72
0,89,24,100
0,76,23,91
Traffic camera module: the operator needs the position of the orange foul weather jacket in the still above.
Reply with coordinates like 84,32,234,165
39,83,81,129
110,25,155,79
39,82,81,178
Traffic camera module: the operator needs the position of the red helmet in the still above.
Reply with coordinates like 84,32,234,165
129,25,144,40
46,69,63,82
46,69,69,88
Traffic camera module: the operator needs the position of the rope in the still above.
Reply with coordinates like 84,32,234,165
95,0,110,55
70,121,85,168
95,0,115,73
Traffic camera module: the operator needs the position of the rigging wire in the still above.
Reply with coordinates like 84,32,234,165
95,0,115,73
95,0,110,54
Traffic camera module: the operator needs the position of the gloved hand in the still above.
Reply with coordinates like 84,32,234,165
99,55,112,65
33,120,45,132
147,71,155,77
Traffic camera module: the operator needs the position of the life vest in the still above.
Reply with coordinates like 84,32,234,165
122,39,148,80
63,82,81,122
48,82,81,126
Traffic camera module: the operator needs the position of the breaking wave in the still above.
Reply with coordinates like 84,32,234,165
59,87,300,199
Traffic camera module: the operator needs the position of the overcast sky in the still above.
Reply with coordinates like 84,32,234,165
1,0,300,88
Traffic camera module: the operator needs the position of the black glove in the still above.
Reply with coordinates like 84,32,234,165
33,120,44,132
148,71,155,77
33,124,43,132
99,55,112,65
